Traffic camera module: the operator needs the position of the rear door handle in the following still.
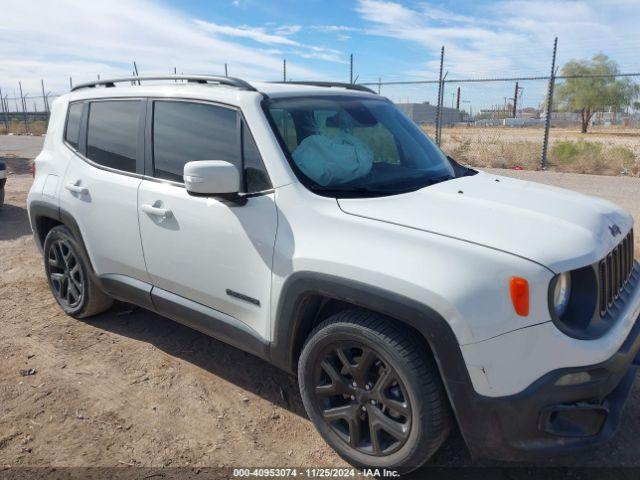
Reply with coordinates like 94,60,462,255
65,182,88,195
141,203,173,219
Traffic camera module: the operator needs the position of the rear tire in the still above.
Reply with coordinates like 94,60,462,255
43,225,113,318
298,309,451,473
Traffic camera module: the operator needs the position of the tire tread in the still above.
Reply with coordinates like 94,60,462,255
44,225,113,318
299,308,452,471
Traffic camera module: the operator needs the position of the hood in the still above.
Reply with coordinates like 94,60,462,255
338,171,633,273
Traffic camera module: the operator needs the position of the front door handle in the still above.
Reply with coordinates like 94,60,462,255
141,203,173,219
65,182,88,195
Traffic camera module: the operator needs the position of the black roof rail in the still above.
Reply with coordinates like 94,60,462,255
70,75,257,92
270,81,376,94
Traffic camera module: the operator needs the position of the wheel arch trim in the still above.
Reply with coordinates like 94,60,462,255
269,271,482,454
29,201,97,275
271,272,465,377
29,200,61,251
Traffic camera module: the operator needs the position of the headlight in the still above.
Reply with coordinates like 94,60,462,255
549,266,599,339
553,272,571,317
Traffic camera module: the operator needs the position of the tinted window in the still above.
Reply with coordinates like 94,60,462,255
243,123,271,192
86,101,140,173
153,101,239,182
64,102,83,150
269,108,297,153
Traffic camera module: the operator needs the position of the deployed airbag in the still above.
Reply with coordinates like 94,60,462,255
292,132,373,186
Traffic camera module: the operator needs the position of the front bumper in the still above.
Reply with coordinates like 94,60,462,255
445,264,640,461
458,310,640,461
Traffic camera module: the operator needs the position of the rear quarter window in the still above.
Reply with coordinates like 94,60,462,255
64,102,83,150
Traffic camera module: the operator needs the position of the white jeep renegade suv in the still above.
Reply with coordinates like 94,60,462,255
28,75,639,472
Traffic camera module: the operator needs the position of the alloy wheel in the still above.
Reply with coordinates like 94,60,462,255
47,239,84,309
312,343,412,456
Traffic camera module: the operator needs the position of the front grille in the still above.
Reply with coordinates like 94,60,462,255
599,229,634,316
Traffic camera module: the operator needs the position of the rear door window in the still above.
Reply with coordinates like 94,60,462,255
86,100,141,173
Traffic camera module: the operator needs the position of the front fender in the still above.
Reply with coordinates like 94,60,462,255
268,271,488,458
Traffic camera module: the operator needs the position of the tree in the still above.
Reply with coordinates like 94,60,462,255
555,54,639,133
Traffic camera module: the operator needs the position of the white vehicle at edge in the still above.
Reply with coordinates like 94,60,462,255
27,75,639,472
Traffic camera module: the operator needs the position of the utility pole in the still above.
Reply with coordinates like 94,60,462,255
69,77,73,90
540,37,558,170
456,87,460,110
349,54,353,84
378,77,381,95
512,81,519,118
283,59,286,82
435,46,445,146
224,64,228,77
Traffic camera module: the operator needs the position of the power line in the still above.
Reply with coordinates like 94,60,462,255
361,72,640,86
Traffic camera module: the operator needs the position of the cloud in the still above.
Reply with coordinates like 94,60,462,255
193,19,346,64
310,25,361,33
307,25,361,41
356,0,638,79
276,25,303,36
193,20,301,46
294,50,347,64
0,0,321,95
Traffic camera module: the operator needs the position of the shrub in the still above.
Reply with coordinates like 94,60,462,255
550,141,637,175
551,140,603,165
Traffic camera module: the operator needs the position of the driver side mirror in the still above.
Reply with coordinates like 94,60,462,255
184,160,241,195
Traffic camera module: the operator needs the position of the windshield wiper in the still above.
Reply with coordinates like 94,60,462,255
310,185,400,195
311,176,455,196
423,174,454,185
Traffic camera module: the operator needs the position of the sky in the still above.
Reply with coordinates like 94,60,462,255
1,0,639,111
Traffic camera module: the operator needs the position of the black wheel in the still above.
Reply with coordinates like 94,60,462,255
0,178,5,206
43,225,113,318
298,310,451,473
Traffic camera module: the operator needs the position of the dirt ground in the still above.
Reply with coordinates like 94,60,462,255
1,136,640,477
423,126,640,176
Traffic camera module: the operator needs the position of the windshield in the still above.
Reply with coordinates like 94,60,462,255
264,95,454,197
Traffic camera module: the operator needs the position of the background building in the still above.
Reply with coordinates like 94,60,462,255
396,102,463,125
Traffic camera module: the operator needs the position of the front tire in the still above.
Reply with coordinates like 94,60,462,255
298,309,452,473
43,225,113,318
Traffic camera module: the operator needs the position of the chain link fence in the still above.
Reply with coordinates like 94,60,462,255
2,41,639,177
363,40,640,177
0,86,61,135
